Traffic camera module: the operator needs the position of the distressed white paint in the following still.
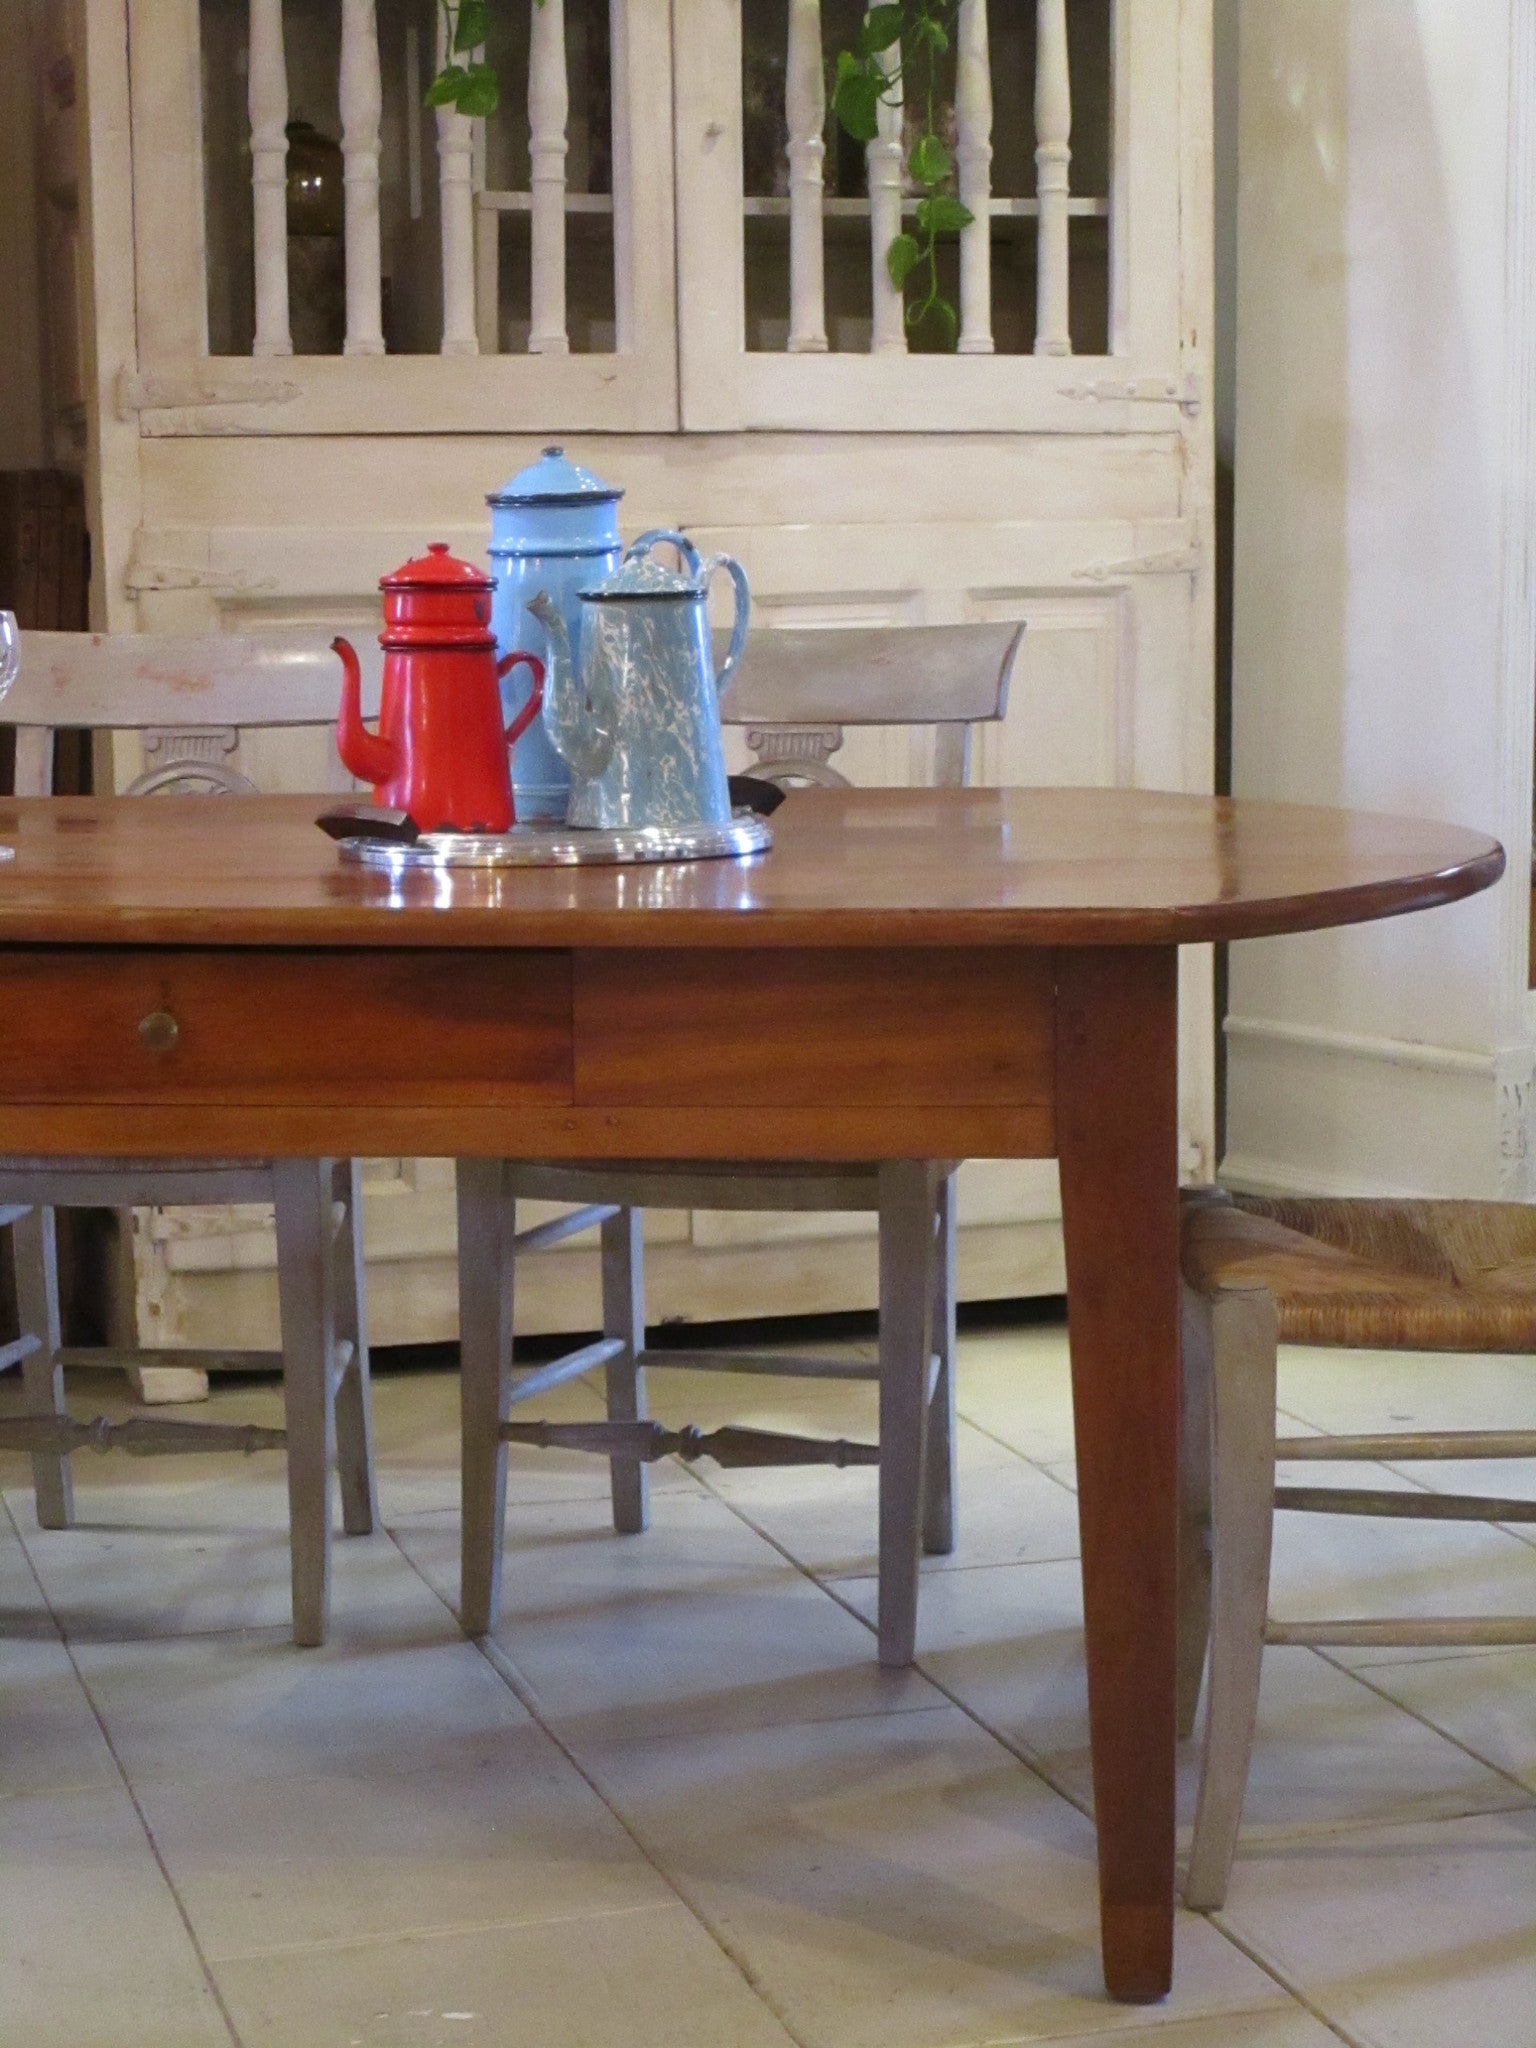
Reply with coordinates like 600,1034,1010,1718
339,0,385,355
956,0,993,355
436,12,478,354
247,0,290,357
785,0,827,353
867,24,906,356
528,0,570,354
1034,0,1072,356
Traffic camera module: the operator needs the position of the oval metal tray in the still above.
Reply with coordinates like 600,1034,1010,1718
338,814,772,872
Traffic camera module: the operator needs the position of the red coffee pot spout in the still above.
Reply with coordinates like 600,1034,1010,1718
333,636,398,787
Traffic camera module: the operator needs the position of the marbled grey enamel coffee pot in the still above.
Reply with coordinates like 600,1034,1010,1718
530,530,750,832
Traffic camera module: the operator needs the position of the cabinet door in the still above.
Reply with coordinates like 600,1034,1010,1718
676,0,1191,434
125,0,677,435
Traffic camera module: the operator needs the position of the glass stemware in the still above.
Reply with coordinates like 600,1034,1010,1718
0,608,17,704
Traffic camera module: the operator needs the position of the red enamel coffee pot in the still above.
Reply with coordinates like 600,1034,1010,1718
334,542,544,833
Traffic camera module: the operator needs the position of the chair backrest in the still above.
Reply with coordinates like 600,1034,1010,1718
4,630,384,797
717,621,1022,789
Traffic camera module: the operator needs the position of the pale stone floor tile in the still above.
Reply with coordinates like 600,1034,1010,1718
390,1488,939,1743
1214,1807,1536,2048
1339,1646,1536,1794
640,1355,882,1438
708,1420,1081,1585
952,1328,1080,1466
137,1719,676,1962
1,1784,233,2048
839,1562,1528,1843
1273,1346,1536,1440
1,1505,126,1801
579,1706,1290,2048
68,1621,533,1790
1264,1461,1536,1671
1384,1456,1536,1553
211,1900,799,2048
7,1480,450,1642
1022,2015,1343,2048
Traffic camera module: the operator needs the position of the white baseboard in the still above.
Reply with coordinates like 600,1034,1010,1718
1224,1014,1529,1200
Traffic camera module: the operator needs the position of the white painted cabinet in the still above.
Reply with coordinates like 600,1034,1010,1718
75,0,1215,1346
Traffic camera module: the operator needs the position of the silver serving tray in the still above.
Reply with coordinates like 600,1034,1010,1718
339,814,772,872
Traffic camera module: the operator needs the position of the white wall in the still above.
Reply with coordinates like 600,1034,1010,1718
1227,1,1531,1196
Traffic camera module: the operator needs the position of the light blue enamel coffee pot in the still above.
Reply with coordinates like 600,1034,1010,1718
529,530,750,831
487,447,623,822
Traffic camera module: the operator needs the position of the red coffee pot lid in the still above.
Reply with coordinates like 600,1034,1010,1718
379,542,494,648
382,541,494,593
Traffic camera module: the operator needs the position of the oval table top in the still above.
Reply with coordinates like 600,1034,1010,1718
0,788,1505,951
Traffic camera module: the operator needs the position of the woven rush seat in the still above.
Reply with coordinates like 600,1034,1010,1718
1182,1193,1536,1351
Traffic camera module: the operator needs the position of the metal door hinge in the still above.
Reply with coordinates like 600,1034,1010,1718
1059,373,1202,418
1074,545,1203,584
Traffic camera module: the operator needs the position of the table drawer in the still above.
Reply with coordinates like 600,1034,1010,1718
573,948,1056,1109
0,949,573,1105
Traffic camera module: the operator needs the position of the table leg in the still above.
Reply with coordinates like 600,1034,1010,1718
1055,946,1180,2003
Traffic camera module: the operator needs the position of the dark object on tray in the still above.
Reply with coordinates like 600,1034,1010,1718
315,803,420,845
728,773,787,816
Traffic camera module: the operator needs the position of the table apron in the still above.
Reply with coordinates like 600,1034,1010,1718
0,944,1060,1162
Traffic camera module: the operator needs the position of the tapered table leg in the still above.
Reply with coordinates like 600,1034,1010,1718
1056,946,1181,2004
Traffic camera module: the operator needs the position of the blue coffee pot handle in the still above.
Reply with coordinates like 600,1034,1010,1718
627,530,751,690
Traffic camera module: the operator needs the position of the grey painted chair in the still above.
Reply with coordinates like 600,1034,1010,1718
0,630,385,1645
457,620,1024,1668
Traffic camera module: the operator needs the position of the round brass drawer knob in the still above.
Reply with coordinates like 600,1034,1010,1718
138,1010,180,1054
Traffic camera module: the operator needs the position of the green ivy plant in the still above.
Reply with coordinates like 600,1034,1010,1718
426,0,970,348
425,0,527,118
830,1,970,349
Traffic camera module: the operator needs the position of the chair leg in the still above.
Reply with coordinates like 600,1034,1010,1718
601,1207,649,1535
877,1160,940,1669
922,1171,958,1557
1185,1284,1279,1912
12,1205,73,1529
457,1159,515,1636
273,1159,340,1648
1176,1280,1215,1739
330,1159,378,1537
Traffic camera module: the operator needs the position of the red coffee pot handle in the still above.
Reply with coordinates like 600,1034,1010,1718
498,651,546,749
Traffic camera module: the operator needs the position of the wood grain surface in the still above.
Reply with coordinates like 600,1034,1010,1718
572,948,1056,1108
0,788,1504,949
0,949,572,1104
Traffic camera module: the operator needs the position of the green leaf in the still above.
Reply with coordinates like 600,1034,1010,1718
858,4,906,55
886,232,924,291
832,70,882,144
916,18,949,54
916,193,973,238
457,61,500,117
425,63,468,107
908,133,951,187
453,0,490,53
911,295,959,349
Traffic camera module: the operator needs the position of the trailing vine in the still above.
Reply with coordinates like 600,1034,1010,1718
427,0,970,347
425,0,526,118
830,1,971,348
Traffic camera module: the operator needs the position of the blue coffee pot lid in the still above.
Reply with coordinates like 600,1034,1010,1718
488,446,623,510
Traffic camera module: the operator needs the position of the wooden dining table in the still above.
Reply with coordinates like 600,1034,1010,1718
0,783,1503,2003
